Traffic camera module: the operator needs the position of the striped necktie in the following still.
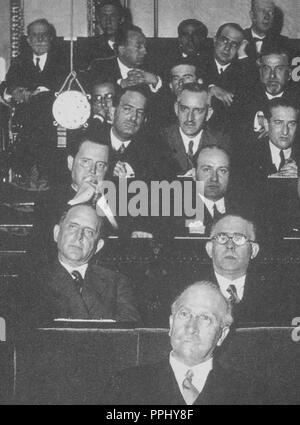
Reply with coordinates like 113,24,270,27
182,369,199,405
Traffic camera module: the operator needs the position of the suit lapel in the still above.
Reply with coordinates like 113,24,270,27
170,126,189,172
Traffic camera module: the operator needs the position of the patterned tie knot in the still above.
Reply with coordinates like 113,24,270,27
182,369,199,405
119,143,126,154
279,150,286,171
227,284,240,304
71,270,84,294
187,140,194,167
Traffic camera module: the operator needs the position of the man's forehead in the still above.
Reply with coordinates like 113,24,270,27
262,54,288,65
179,286,226,316
179,90,208,105
198,148,229,166
127,30,146,44
93,83,115,94
220,26,243,42
65,206,98,228
172,64,196,76
270,106,298,121
77,141,109,158
254,0,275,10
99,4,120,15
120,91,146,108
213,216,253,236
29,23,49,34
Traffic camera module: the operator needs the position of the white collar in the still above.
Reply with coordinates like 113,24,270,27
33,52,47,70
117,57,133,79
265,91,284,100
59,259,88,279
169,352,213,397
251,28,266,40
110,127,131,151
179,128,203,155
215,272,246,300
198,194,226,217
215,59,231,74
268,141,291,170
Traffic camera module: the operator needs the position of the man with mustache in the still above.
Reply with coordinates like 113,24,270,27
103,281,262,404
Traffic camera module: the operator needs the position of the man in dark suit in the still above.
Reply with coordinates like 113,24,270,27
87,24,162,94
198,23,257,131
0,18,67,185
28,203,140,324
248,98,299,179
171,145,255,236
244,98,300,239
148,58,203,131
244,0,290,61
104,281,262,404
234,44,300,156
75,0,125,71
204,214,288,324
157,82,230,179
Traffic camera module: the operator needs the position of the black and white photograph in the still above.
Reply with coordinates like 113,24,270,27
0,0,300,406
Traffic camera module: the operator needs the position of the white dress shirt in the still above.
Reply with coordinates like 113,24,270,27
110,128,135,177
59,259,88,279
215,60,231,75
170,352,213,399
179,128,203,156
251,29,265,54
116,57,162,93
215,272,246,300
266,91,284,100
198,194,226,218
269,141,291,171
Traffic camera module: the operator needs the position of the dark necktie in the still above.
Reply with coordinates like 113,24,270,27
182,369,199,405
219,67,224,74
213,203,223,221
253,37,265,43
187,140,194,167
71,270,84,295
279,150,286,170
35,57,41,73
227,284,240,304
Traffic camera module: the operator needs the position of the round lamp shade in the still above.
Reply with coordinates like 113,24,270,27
53,90,91,129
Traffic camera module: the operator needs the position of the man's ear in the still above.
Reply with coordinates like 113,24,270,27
118,45,125,57
249,10,254,23
96,238,105,253
263,118,269,132
206,106,214,122
168,315,174,337
53,224,60,242
67,155,74,172
250,242,260,259
174,101,179,117
205,240,213,258
217,326,230,347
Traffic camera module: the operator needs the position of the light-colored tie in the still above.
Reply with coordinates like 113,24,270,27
227,284,240,304
182,369,199,405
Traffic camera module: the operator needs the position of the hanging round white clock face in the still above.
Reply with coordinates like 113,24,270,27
52,90,91,130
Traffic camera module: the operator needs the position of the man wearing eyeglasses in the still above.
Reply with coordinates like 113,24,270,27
205,214,287,324
198,23,256,132
27,203,140,324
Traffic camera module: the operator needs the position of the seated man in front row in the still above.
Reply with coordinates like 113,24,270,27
28,203,140,324
103,281,263,404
